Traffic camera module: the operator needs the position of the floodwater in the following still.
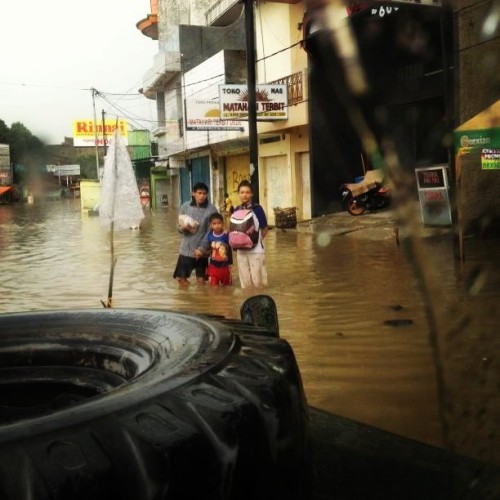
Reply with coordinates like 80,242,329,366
1,199,499,465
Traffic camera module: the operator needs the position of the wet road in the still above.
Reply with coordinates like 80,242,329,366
1,199,498,464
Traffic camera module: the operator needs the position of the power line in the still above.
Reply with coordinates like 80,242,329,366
0,80,91,92
94,90,156,131
1,34,308,131
1,35,305,98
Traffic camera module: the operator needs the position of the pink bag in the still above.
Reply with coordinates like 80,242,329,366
228,209,259,249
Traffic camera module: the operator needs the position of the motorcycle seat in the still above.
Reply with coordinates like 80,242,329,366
345,169,384,197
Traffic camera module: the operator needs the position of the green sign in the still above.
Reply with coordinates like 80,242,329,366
454,128,500,150
481,149,500,170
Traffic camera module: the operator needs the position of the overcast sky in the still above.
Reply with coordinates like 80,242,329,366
0,0,158,145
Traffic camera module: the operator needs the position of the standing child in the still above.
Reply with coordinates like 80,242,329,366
206,212,233,286
232,179,268,288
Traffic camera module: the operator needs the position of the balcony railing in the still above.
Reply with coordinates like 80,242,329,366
143,51,182,95
206,0,303,25
205,0,239,26
269,71,304,106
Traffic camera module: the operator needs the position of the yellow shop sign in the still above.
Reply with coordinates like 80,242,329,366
73,119,128,147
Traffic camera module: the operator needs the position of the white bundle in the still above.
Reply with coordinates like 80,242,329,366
178,214,199,233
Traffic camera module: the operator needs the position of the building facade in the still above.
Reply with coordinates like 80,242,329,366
137,0,499,225
138,0,309,224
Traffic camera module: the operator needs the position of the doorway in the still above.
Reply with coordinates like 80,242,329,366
297,152,311,220
262,155,292,225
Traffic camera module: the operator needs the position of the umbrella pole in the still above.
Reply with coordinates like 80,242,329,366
101,129,119,308
101,221,117,308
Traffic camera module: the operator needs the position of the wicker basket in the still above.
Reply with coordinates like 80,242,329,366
273,207,297,229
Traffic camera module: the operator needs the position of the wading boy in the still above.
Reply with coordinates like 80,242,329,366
206,212,233,286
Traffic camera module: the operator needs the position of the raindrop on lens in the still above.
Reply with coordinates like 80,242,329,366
316,232,332,247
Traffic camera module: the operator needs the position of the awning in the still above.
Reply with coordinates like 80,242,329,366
455,100,500,132
454,100,500,150
454,99,500,261
0,186,12,196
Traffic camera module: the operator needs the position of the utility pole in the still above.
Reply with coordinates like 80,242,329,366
101,109,107,157
244,0,259,202
91,88,100,179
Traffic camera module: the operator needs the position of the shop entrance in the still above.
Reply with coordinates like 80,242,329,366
261,155,292,225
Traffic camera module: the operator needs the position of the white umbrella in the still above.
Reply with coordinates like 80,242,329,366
99,128,144,307
99,130,144,231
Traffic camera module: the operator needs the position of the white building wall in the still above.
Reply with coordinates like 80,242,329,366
184,51,224,100
183,51,248,151
158,0,210,42
255,3,293,83
153,0,213,158
255,2,308,82
161,75,185,157
256,1,308,135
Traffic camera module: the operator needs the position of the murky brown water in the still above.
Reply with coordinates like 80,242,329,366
1,199,499,464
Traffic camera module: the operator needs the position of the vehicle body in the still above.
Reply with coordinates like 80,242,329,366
341,169,391,216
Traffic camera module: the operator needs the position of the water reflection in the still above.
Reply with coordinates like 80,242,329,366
0,200,498,464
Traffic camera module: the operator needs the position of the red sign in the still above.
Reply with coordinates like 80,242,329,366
423,190,445,201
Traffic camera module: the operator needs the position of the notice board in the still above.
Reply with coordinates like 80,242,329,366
415,165,452,226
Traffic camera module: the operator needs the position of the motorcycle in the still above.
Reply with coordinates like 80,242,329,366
340,169,391,216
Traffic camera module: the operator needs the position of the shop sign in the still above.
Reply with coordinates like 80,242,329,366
386,0,441,5
419,188,452,225
52,164,81,176
481,149,500,170
185,99,244,131
73,119,128,147
369,5,399,17
455,128,500,150
347,0,441,17
348,4,402,18
416,168,446,189
423,190,445,202
219,85,288,121
415,165,452,226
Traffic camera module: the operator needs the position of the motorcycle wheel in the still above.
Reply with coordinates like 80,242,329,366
347,195,366,216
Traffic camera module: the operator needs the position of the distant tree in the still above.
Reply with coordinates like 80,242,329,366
0,122,47,185
0,119,11,144
10,122,46,167
0,119,51,189
77,153,100,179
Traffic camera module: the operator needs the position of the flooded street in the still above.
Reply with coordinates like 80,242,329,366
1,199,499,465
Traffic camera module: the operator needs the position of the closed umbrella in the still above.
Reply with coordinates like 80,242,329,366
99,128,144,307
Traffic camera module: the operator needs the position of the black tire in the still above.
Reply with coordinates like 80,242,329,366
346,195,366,216
0,307,309,500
